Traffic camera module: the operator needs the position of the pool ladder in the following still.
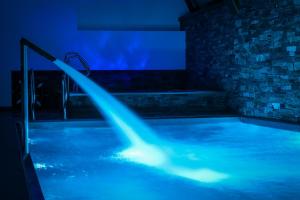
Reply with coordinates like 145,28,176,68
28,53,90,121
62,52,91,120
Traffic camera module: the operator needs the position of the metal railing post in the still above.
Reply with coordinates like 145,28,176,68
21,43,29,156
62,74,67,120
20,38,56,157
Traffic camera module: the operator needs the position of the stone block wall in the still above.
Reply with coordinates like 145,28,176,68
180,0,300,122
69,91,228,118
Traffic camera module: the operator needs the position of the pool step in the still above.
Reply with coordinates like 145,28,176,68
68,91,231,118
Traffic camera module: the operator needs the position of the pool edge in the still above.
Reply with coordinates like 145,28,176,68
23,155,45,200
29,116,240,129
241,117,300,132
29,116,300,132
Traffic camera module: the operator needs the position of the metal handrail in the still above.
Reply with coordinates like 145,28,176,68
21,38,91,155
62,73,70,120
21,38,56,157
30,70,36,120
64,52,91,77
62,52,91,120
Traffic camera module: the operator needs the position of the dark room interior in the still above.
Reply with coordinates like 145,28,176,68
1,0,300,199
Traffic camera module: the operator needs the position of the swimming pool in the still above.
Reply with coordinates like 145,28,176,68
29,117,300,200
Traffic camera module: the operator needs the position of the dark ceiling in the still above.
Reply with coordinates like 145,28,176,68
184,0,223,12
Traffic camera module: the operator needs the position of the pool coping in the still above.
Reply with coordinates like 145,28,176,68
23,155,45,200
29,117,240,129
70,90,226,96
29,116,300,132
241,117,300,132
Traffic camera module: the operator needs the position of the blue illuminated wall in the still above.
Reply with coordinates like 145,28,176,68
27,31,185,70
0,0,186,107
78,0,187,30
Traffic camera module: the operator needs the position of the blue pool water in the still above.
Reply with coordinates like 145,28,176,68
30,118,300,200
54,59,230,184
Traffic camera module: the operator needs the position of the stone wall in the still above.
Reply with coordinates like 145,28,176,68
180,0,300,122
69,91,228,118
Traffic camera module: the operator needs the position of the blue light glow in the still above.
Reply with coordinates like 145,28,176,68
118,145,229,183
53,59,228,183
30,118,300,199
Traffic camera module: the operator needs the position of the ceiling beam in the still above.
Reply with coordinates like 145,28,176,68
184,0,199,12
184,0,224,13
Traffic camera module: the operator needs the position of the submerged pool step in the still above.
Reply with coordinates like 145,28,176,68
68,91,231,118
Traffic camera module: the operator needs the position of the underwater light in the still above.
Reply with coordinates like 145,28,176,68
168,167,229,183
119,145,167,167
118,145,229,183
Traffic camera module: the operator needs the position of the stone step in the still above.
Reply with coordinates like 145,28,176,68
68,91,231,118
